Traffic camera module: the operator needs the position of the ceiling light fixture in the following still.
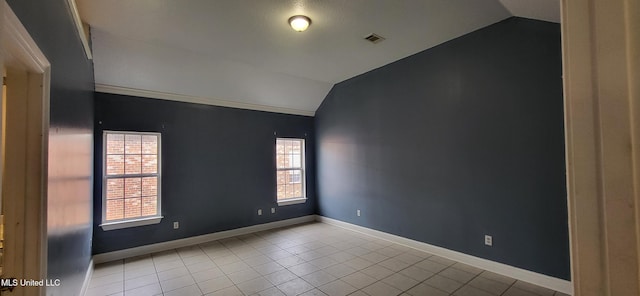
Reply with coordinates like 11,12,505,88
288,15,311,32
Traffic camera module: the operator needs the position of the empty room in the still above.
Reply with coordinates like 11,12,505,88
0,0,637,296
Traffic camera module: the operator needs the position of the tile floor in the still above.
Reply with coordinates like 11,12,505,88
87,222,570,296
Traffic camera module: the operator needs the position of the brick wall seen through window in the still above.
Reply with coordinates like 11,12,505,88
104,132,161,222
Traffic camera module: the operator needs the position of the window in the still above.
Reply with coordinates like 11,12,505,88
101,131,162,230
276,138,306,205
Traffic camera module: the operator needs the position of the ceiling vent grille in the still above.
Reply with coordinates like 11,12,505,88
364,33,385,44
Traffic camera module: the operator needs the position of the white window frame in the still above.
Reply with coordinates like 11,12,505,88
100,131,163,230
276,138,307,206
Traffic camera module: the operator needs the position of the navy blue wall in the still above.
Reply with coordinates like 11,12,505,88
93,93,316,254
7,1,95,295
315,17,569,279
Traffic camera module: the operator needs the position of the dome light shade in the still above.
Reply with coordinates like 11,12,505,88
288,15,311,32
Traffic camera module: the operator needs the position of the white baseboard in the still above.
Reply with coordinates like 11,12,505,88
92,215,316,264
316,216,573,295
80,258,94,296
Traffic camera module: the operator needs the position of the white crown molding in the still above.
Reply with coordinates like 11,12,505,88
3,1,50,72
92,215,316,264
95,84,316,117
66,0,92,59
316,216,573,295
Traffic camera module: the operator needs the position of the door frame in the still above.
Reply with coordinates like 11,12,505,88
0,1,50,295
561,0,639,295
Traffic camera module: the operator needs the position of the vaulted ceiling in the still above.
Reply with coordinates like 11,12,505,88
78,0,560,116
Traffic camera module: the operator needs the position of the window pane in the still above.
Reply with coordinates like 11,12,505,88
288,170,301,183
106,199,124,221
125,155,142,174
276,170,287,185
124,198,142,218
104,132,161,223
142,135,158,154
285,183,294,198
276,154,286,169
125,134,142,154
142,155,158,174
277,185,285,200
292,183,302,197
276,140,285,154
142,177,157,196
290,154,301,168
106,134,125,154
106,155,124,175
142,196,157,216
125,178,142,198
106,178,124,199
291,140,301,154
285,140,292,158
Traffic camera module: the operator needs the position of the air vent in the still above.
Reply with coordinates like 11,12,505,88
364,33,385,44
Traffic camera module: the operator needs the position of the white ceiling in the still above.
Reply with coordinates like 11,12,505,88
499,0,560,23
78,0,559,116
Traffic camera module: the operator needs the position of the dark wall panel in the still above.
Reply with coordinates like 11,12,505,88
93,93,315,254
315,17,569,279
7,1,95,295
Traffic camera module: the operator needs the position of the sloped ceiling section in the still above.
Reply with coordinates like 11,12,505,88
79,0,557,115
499,0,561,23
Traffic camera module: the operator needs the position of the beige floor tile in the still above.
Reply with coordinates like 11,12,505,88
254,261,286,275
276,278,315,296
264,269,298,286
361,281,402,296
124,273,158,291
467,276,510,295
160,274,196,292
414,259,448,273
438,266,476,283
205,285,244,296
382,273,420,291
406,283,448,296
197,276,234,294
453,285,496,296
123,282,162,296
398,266,435,282
191,267,226,283
317,279,357,296
227,268,262,284
424,274,464,293
360,265,394,280
87,223,568,296
236,277,274,295
290,262,321,277
341,272,377,289
298,288,329,296
301,270,338,287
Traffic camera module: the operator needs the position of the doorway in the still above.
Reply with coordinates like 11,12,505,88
0,1,51,295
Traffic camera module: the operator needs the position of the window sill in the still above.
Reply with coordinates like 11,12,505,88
277,198,307,206
100,216,163,231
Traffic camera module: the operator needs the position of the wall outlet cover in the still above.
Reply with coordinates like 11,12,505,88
484,235,493,246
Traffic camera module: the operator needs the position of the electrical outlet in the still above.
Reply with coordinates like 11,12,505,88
357,209,361,217
271,208,276,214
484,235,492,246
258,209,262,216
173,221,179,229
